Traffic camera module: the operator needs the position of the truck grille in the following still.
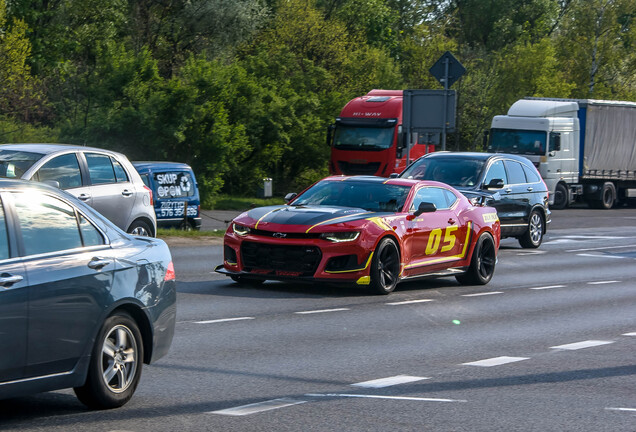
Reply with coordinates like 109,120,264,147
338,161,381,175
241,242,322,275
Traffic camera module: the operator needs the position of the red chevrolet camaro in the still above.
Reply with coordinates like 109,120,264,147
216,176,501,294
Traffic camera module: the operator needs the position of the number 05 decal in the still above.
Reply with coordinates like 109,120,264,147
425,226,458,255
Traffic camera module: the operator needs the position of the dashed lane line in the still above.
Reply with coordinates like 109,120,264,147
462,356,530,367
587,280,620,285
606,407,636,413
386,299,434,306
577,253,626,259
550,340,614,350
461,291,503,297
210,398,306,416
622,332,636,336
529,285,566,290
352,375,429,388
305,393,466,403
294,308,350,315
567,244,636,253
195,317,255,324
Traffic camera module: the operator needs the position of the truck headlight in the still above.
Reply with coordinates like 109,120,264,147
233,223,250,236
320,232,360,242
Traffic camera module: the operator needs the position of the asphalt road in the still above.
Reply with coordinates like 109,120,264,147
2,205,636,431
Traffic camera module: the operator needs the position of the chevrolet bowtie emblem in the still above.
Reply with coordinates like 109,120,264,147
273,232,287,238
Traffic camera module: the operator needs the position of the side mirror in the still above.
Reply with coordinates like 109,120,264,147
407,201,436,220
389,173,399,178
284,192,297,203
484,178,504,189
43,180,61,189
326,124,335,147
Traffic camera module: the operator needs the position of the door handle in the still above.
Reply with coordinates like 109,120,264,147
527,187,534,192
88,257,112,270
121,189,133,197
448,218,455,225
0,273,23,287
505,188,512,193
78,193,91,201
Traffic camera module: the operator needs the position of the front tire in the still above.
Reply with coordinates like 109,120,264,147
74,312,144,409
456,233,496,285
369,238,400,295
518,210,543,248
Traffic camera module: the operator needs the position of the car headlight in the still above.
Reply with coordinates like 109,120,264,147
233,223,250,236
320,232,360,242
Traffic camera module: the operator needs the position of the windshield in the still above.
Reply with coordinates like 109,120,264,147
401,158,485,187
488,128,546,155
293,180,411,212
0,150,44,178
333,125,395,151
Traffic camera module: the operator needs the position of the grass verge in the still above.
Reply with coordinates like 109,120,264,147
157,228,225,238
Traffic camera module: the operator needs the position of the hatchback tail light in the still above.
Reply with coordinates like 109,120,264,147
144,185,153,205
165,261,176,281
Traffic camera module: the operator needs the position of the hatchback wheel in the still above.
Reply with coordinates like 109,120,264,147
74,312,144,409
518,210,543,248
128,220,153,237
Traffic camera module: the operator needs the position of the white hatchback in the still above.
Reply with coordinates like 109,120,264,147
0,143,157,236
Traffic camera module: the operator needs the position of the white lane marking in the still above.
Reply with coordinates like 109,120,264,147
462,292,503,297
587,280,620,285
606,407,636,412
386,299,434,306
622,332,636,336
305,393,466,403
195,317,255,324
462,356,529,367
210,398,306,416
567,244,636,253
352,375,429,388
577,253,625,259
529,285,565,290
294,308,350,315
550,340,614,350
516,250,546,255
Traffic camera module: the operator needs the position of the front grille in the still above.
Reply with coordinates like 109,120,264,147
241,241,322,275
338,161,381,175
250,229,321,239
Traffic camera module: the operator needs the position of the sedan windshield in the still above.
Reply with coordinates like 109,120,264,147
401,158,485,187
333,125,394,150
293,180,411,212
0,150,44,178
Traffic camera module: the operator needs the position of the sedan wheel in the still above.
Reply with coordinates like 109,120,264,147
456,233,496,285
369,238,400,295
518,210,543,248
128,220,153,237
74,312,144,409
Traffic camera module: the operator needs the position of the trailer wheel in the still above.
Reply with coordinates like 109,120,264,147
589,182,616,209
552,183,569,210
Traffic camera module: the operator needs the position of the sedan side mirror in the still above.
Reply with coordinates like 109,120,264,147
484,178,504,190
407,201,437,220
284,192,297,203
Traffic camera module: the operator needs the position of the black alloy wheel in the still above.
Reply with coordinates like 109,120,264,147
369,238,400,294
456,233,496,285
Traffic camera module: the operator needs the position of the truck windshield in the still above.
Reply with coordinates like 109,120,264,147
0,150,44,178
333,125,394,151
488,128,546,156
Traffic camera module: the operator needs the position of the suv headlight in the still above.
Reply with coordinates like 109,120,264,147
233,223,250,236
320,232,360,242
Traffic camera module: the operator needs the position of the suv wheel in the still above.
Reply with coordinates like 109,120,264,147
518,210,543,248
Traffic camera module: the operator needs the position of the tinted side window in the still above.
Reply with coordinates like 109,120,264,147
35,154,82,189
411,187,451,210
522,164,541,183
85,153,116,185
13,192,83,255
504,161,527,184
484,160,508,185
112,158,128,182
0,201,9,260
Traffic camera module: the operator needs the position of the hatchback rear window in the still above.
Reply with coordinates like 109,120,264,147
153,172,195,199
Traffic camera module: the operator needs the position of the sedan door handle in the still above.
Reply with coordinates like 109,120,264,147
78,193,91,201
0,273,23,287
505,188,513,193
88,257,112,270
121,189,133,197
448,218,455,225
527,187,534,192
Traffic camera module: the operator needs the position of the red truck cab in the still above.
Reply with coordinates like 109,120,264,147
328,90,434,177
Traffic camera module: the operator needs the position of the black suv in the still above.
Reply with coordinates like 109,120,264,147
400,152,550,248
